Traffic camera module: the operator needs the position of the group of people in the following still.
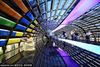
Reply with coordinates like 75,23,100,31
61,31,91,42
51,31,91,49
60,31,67,39
71,32,79,41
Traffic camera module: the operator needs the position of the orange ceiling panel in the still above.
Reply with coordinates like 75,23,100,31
13,0,29,13
0,1,22,21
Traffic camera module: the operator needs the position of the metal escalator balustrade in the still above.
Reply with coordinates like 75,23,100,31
58,38,100,55
55,39,100,66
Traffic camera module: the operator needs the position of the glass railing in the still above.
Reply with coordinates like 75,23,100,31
0,47,23,64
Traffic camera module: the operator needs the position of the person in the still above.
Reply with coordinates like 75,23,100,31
71,32,79,41
62,31,67,39
46,36,55,48
85,31,92,43
74,32,79,41
54,34,58,39
71,34,74,40
85,35,90,42
62,31,67,49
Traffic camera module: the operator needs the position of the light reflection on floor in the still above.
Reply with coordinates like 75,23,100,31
58,38,100,55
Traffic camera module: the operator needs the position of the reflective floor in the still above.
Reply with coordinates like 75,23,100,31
0,39,100,67
0,0,100,67
17,46,68,67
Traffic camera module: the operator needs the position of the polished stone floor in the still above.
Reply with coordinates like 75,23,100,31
17,46,67,67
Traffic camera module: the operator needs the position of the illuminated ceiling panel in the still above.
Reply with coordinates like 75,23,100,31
28,0,100,33
28,0,80,31
52,0,100,33
59,3,100,34
47,0,51,12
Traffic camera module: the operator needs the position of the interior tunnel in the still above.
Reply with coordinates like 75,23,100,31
0,0,100,67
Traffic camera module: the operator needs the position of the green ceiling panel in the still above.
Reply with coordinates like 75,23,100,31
0,16,16,28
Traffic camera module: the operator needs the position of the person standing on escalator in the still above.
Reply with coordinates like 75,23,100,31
85,31,92,43
61,31,67,39
62,31,67,49
71,32,79,41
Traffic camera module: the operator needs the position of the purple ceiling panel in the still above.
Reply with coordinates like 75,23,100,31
52,0,100,33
